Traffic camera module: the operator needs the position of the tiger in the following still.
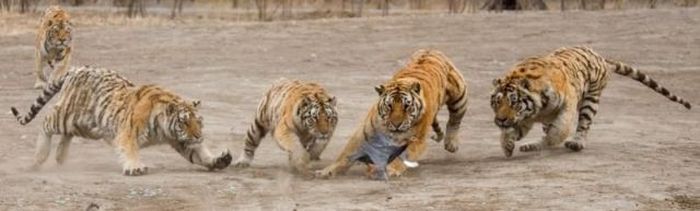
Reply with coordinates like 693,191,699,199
316,49,469,178
232,79,338,176
490,46,691,157
33,5,73,89
10,65,232,175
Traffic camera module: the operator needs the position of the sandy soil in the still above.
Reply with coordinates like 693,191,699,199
0,8,699,210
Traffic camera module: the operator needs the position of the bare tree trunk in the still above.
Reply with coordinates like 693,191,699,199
20,0,31,13
281,0,292,18
351,0,363,17
380,0,388,16
255,0,268,20
0,0,10,12
614,0,624,9
127,0,146,18
560,0,565,11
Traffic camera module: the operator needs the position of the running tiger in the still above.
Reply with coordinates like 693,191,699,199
232,79,338,175
34,5,73,89
316,49,468,178
11,66,232,175
490,46,691,157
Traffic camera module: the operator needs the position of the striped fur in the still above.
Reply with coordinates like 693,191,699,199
11,66,231,175
316,49,468,178
491,46,691,157
34,6,73,89
232,79,338,175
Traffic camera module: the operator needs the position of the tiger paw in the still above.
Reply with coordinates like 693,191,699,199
123,163,148,176
232,156,251,168
501,140,514,157
210,150,232,170
314,167,336,179
387,162,406,177
564,141,584,152
443,140,459,153
430,133,444,143
519,143,542,152
33,81,47,89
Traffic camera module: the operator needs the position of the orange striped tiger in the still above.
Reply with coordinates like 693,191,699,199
316,49,468,178
11,65,232,175
491,46,691,157
34,5,73,89
232,79,338,175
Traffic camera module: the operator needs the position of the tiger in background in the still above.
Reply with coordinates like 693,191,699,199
11,66,232,175
232,79,338,176
34,5,73,89
490,46,691,157
316,49,468,178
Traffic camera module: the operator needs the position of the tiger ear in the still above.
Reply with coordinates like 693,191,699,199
410,82,421,94
192,100,201,108
166,103,177,115
328,96,337,106
492,78,502,87
520,79,531,90
374,85,385,95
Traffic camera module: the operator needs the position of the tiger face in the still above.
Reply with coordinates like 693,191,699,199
45,19,72,50
299,95,338,140
375,81,424,134
490,78,539,128
168,100,204,144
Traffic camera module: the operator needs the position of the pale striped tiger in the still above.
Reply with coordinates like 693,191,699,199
34,5,73,89
232,79,338,176
491,46,691,157
11,65,232,175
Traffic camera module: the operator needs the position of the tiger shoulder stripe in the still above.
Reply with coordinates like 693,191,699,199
11,65,231,176
34,5,73,89
232,78,338,175
490,46,691,158
317,49,468,179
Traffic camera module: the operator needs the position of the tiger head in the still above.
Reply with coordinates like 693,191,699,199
45,13,73,50
375,80,424,135
298,94,338,140
490,76,541,129
167,100,204,144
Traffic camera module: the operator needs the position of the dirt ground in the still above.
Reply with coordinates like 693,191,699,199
0,7,699,210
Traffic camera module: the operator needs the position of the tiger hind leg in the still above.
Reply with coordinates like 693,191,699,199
565,92,602,151
233,119,267,168
30,130,53,171
55,135,73,165
444,88,468,153
430,117,444,143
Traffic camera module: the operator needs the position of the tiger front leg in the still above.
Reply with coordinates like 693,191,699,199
307,138,330,161
115,133,148,176
499,122,533,157
33,51,48,89
274,128,311,176
171,142,232,171
521,108,576,153
315,129,365,179
387,136,426,176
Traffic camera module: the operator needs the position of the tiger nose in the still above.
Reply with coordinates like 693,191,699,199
494,117,510,127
